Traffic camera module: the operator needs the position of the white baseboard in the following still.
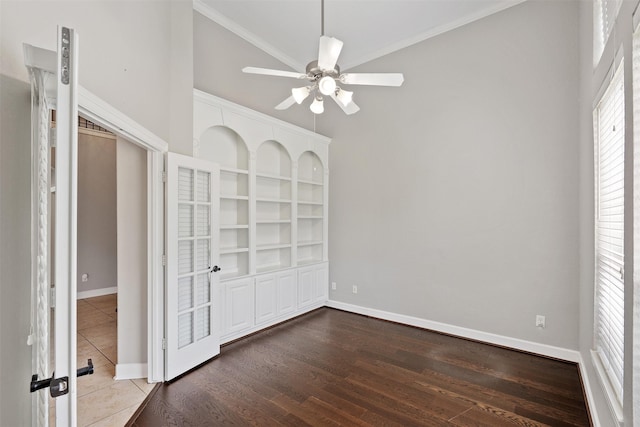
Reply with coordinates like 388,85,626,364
326,300,581,363
114,363,147,380
77,286,117,300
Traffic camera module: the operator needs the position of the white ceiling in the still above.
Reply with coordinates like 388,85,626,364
195,0,525,72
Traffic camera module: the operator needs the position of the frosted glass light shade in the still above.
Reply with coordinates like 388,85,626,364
318,76,336,96
310,97,324,114
336,89,353,107
291,86,310,104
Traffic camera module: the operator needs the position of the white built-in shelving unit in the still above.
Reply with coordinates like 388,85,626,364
193,90,330,343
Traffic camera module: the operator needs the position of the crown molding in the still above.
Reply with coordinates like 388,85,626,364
193,0,306,72
193,0,526,73
341,0,527,70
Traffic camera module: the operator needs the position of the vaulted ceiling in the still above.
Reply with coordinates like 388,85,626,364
195,0,525,72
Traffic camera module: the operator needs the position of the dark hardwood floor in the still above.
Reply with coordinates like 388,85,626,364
130,308,590,426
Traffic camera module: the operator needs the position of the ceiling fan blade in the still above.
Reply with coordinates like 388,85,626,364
242,67,307,79
330,93,360,115
341,73,404,87
275,95,297,110
317,36,344,71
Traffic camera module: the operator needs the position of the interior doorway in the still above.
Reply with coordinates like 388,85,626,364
49,116,156,425
25,41,167,425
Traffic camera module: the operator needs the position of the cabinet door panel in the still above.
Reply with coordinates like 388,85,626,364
255,274,277,324
313,264,328,302
277,271,296,315
298,267,314,307
226,279,254,333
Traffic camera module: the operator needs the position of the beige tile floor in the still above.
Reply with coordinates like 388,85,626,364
50,294,155,426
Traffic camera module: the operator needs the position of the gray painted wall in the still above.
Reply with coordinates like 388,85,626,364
77,131,117,295
195,2,581,348
116,138,147,367
329,1,580,347
1,0,172,143
0,74,33,427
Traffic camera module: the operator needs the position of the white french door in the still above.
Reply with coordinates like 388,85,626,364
52,25,79,426
166,153,221,380
26,26,79,426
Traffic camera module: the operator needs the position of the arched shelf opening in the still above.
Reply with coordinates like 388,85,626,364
298,151,324,184
255,140,293,273
199,126,250,279
257,140,292,178
199,126,249,171
297,151,325,265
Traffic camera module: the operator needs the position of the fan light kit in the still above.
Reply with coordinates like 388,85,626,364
242,0,404,115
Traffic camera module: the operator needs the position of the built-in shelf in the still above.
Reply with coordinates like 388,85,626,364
256,172,291,181
298,216,323,220
220,166,249,175
257,197,292,204
297,178,323,186
220,224,249,230
220,247,250,255
297,258,323,266
297,240,323,247
256,219,291,224
297,200,323,206
257,243,292,251
221,195,249,201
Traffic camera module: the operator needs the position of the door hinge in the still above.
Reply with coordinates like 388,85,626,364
162,171,167,183
162,338,166,350
50,288,56,308
162,254,166,266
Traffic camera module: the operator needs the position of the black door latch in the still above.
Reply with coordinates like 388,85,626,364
30,359,94,398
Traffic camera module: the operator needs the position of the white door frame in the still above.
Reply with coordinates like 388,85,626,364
24,44,168,384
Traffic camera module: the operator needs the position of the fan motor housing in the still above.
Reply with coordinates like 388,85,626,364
306,60,340,81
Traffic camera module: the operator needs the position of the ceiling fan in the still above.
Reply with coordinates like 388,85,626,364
242,0,404,115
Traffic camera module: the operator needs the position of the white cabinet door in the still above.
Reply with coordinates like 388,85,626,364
313,263,328,302
255,274,277,325
166,152,220,380
277,270,296,315
298,266,314,308
225,278,254,334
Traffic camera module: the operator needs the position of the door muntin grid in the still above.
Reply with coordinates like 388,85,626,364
177,168,213,348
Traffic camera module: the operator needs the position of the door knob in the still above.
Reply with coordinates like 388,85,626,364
210,265,221,273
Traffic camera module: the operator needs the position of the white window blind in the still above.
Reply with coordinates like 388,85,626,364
594,61,625,404
594,0,623,66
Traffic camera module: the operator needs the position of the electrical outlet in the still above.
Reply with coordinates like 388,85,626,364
331,282,336,290
81,273,89,283
352,285,358,294
536,315,545,328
